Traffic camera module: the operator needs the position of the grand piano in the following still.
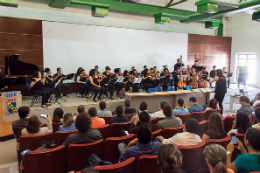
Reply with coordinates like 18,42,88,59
0,54,39,90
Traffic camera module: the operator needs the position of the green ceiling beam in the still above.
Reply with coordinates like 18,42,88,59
217,23,223,36
0,0,18,7
197,3,218,14
48,0,72,9
181,0,260,23
166,0,188,8
205,21,219,28
195,0,239,8
92,6,109,17
252,11,260,21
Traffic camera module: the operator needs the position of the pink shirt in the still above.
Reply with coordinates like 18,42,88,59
163,132,202,146
91,117,105,129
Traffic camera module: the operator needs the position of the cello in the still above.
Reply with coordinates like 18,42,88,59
189,72,198,89
198,74,205,88
177,71,187,89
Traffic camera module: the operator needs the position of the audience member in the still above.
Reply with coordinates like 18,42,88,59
52,107,64,122
188,97,204,113
238,96,254,114
74,105,85,121
206,99,218,110
253,107,260,129
227,112,251,135
124,99,136,114
97,101,112,117
63,113,103,147
227,128,260,173
157,104,182,129
118,123,162,162
152,100,168,118
12,106,29,135
173,99,189,115
252,93,260,108
205,144,234,173
21,115,52,136
158,144,182,173
128,111,158,134
110,106,129,124
59,113,76,131
157,118,202,146
131,101,152,121
88,107,105,128
202,112,227,141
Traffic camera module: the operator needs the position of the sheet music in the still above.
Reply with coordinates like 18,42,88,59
134,77,142,84
199,88,213,93
54,77,65,88
115,76,124,83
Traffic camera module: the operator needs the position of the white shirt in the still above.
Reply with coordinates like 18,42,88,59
227,129,238,135
252,123,260,129
163,132,202,146
253,100,260,107
152,110,165,118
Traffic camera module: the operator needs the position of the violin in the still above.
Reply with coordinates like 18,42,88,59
83,74,89,78
166,72,171,77
189,72,198,89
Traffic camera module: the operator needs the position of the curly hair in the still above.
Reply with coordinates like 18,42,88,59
75,113,92,133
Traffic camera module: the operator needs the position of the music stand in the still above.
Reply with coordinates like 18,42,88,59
52,76,65,106
227,73,233,77
133,77,142,84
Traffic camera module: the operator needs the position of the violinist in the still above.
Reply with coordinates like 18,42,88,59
129,66,135,75
172,67,181,91
88,69,105,102
150,68,158,88
143,69,153,92
113,68,122,96
141,65,148,76
118,68,122,76
102,66,114,99
153,66,160,76
132,69,141,92
76,69,89,97
120,70,133,98
189,67,197,78
160,72,170,91
94,65,100,75
74,67,83,82
174,56,185,72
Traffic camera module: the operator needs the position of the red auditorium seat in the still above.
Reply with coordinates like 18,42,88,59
151,129,162,141
22,145,66,173
110,121,133,137
18,132,53,165
161,125,184,139
53,129,77,146
174,113,191,124
222,116,236,133
52,122,63,134
191,111,206,122
123,113,136,120
100,115,116,124
103,134,136,164
206,135,231,149
136,155,160,173
197,120,209,137
151,117,165,124
95,157,136,173
177,141,206,172
67,139,103,172
95,124,110,139
204,109,222,120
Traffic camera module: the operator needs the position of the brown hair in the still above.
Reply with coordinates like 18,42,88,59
26,115,41,134
62,113,74,128
216,69,224,78
158,144,182,173
205,144,227,173
208,112,226,138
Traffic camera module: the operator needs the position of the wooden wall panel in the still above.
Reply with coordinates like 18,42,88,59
187,34,231,74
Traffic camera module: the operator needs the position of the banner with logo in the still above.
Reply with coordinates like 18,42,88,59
1,91,21,123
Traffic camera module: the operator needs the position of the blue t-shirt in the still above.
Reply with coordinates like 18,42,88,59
188,103,204,113
172,107,189,115
59,123,76,131
234,154,260,173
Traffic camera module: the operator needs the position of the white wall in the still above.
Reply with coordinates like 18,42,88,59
225,13,260,87
42,21,188,74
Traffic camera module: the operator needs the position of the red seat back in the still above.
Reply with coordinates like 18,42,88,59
54,129,77,146
123,113,136,120
206,135,231,149
162,125,184,139
23,145,66,173
223,116,236,133
95,157,136,173
174,113,191,124
151,117,165,124
177,141,206,172
191,111,206,122
204,109,221,120
94,124,110,139
232,133,246,162
151,129,162,141
103,134,136,164
100,115,116,124
197,120,209,137
52,122,63,134
67,139,103,172
110,121,133,137
136,155,160,173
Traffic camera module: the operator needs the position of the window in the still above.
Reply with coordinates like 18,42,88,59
237,54,256,84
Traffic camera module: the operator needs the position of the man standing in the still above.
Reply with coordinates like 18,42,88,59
209,65,216,88
174,56,185,72
191,60,199,70
53,68,69,97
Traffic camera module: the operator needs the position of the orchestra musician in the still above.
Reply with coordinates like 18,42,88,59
94,65,100,75
202,67,208,81
191,60,199,70
153,66,160,76
120,70,133,98
160,72,170,91
102,66,114,99
88,69,105,102
209,65,216,88
174,55,185,72
172,67,181,91
30,71,51,107
74,67,83,82
41,71,52,96
76,69,88,97
113,68,122,96
142,69,153,92
149,68,158,88
132,69,141,92
222,67,230,88
53,68,69,98
141,65,148,76
129,66,135,75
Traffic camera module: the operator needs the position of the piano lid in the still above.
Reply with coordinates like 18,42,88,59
5,54,39,77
